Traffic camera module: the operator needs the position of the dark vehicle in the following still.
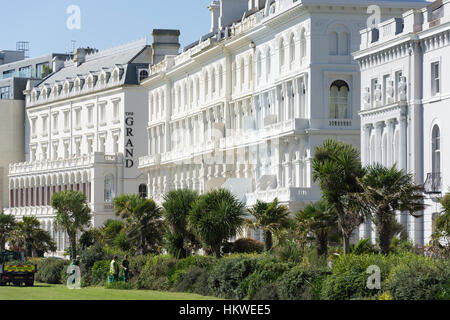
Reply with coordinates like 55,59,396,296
0,250,37,286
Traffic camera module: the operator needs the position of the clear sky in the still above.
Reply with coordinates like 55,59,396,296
0,0,212,57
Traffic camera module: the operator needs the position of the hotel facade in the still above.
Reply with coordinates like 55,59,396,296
7,33,180,255
354,0,449,245
138,0,427,240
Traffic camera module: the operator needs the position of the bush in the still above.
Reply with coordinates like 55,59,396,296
352,239,378,255
175,266,212,296
390,237,413,254
278,265,329,300
243,258,291,299
135,255,177,290
35,258,70,284
321,254,399,300
385,255,450,300
91,260,110,286
208,255,260,299
168,255,217,286
223,238,264,254
252,283,281,300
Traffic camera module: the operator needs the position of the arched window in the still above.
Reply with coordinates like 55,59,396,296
240,58,245,89
279,38,285,71
232,61,237,88
218,65,223,91
289,34,296,66
196,77,200,103
204,71,209,98
329,80,349,119
139,70,149,82
432,125,441,174
257,51,262,80
211,68,216,94
139,184,148,199
104,175,114,203
189,80,194,105
248,55,253,87
329,32,338,55
339,32,350,55
300,29,306,59
266,48,272,79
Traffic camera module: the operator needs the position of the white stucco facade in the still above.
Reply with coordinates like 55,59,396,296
139,0,427,243
7,40,156,255
354,0,449,245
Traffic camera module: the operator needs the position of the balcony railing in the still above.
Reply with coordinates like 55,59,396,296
423,172,442,194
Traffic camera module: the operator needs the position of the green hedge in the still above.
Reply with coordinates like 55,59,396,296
35,258,70,284
91,260,110,286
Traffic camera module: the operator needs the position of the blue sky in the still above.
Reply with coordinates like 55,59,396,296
0,0,212,57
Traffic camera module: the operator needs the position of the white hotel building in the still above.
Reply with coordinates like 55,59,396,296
7,33,180,254
354,0,449,245
138,0,427,242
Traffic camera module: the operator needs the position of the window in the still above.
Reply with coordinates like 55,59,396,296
36,63,49,78
99,103,106,124
289,34,296,66
42,116,48,135
383,74,391,105
279,38,285,70
87,106,94,125
329,80,349,119
2,70,15,79
266,48,271,79
431,62,440,96
218,65,223,92
64,111,70,130
211,69,216,94
104,175,114,203
0,86,10,100
395,71,403,101
300,29,306,59
371,78,379,108
53,113,59,132
240,58,245,90
75,109,81,129
139,69,149,82
257,52,262,80
113,101,119,120
432,125,441,174
139,184,148,199
329,32,338,55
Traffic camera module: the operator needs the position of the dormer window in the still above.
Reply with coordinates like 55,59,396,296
139,69,149,82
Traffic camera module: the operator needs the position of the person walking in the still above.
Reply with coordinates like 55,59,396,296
110,256,119,282
121,255,130,282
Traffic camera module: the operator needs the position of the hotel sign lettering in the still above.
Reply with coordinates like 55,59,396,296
125,112,135,168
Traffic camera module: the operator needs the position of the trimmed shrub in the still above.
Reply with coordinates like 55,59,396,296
243,259,292,299
208,255,260,299
277,266,329,300
223,238,264,254
385,256,450,300
35,258,70,284
168,255,217,286
321,254,398,300
175,266,212,296
135,255,177,291
91,260,110,286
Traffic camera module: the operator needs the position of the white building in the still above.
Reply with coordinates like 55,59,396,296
138,0,427,242
354,0,448,245
7,33,180,255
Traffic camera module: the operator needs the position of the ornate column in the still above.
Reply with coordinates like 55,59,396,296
387,119,397,167
362,124,372,166
398,113,407,171
375,121,385,164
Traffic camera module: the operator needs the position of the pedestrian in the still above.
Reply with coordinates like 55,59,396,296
110,255,119,282
121,255,130,282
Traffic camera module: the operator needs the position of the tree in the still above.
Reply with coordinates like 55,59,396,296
188,189,245,258
357,164,425,254
312,139,365,254
246,198,291,251
162,189,200,259
124,198,164,255
79,228,103,251
9,216,56,257
430,192,450,258
51,190,92,260
0,213,16,251
295,200,337,256
41,64,52,78
114,194,142,219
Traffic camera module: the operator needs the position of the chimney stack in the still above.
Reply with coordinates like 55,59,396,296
209,1,221,33
73,47,98,66
152,29,181,65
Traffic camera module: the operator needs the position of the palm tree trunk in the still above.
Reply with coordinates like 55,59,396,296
212,244,221,258
377,223,391,255
317,232,328,256
343,235,350,255
264,230,273,251
70,234,77,260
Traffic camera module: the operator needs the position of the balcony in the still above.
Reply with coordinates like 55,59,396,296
246,186,320,206
423,172,442,194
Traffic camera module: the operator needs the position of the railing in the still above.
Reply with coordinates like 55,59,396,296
423,172,442,194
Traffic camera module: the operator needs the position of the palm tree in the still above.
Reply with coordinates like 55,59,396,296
0,213,16,250
51,190,92,260
295,200,337,256
357,164,425,254
114,194,141,219
312,139,366,254
246,198,291,251
9,216,56,257
188,189,245,258
124,198,164,255
162,189,200,258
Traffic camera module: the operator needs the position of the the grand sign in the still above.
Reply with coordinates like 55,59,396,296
125,112,134,168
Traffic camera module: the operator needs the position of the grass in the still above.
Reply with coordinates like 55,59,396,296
0,283,221,300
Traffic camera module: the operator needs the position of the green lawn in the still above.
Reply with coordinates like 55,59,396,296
0,283,221,300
